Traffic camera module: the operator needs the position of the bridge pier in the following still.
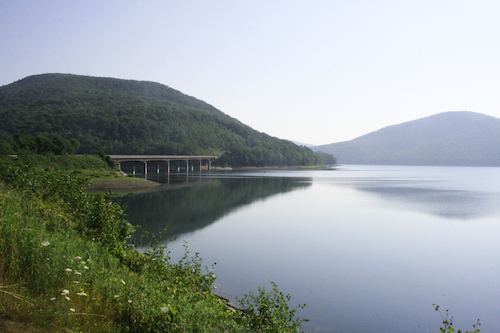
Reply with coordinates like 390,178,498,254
109,155,217,175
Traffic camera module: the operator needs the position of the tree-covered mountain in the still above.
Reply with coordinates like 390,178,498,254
313,111,500,166
0,73,335,167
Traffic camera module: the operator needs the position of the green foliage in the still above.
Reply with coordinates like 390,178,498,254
432,304,481,333
418,305,481,333
213,142,329,167
0,73,335,167
0,153,122,183
315,150,337,165
0,161,133,256
237,281,308,332
95,150,118,169
0,163,308,332
0,134,79,155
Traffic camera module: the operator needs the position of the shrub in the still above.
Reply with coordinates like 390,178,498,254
237,281,308,332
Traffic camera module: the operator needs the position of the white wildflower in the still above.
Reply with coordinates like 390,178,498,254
160,306,169,313
74,271,81,275
61,289,70,296
83,266,89,270
65,296,71,301
128,300,133,303
65,268,72,272
114,295,119,298
73,281,80,284
40,241,50,247
74,256,82,260
70,308,75,312
76,292,87,297
50,297,57,301
121,279,126,285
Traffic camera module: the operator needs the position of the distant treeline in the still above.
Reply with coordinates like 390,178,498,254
0,134,79,155
0,74,336,167
215,144,336,167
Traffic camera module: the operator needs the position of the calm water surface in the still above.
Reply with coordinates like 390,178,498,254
119,165,500,332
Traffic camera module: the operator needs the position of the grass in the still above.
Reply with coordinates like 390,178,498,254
0,155,308,332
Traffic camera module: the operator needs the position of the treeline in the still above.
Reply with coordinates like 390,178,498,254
0,74,336,167
214,143,333,167
0,134,80,155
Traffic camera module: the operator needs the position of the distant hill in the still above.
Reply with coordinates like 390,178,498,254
312,111,500,166
289,140,315,148
0,74,334,167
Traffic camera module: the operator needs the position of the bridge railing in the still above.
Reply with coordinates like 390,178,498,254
108,155,218,175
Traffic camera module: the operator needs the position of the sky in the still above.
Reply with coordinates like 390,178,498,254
1,1,500,145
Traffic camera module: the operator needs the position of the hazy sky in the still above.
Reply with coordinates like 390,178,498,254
1,1,499,145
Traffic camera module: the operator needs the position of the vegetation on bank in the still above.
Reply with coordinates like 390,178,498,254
0,74,336,167
0,155,308,332
2,151,125,180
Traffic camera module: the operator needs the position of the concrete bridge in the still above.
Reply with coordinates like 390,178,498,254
108,155,218,175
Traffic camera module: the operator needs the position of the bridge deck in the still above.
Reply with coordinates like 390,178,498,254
108,155,218,174
108,155,217,162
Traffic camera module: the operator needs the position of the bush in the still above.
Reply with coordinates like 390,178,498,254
237,281,308,332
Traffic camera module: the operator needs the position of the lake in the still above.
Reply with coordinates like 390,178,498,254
118,165,500,332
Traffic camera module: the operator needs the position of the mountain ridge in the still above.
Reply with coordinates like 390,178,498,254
313,111,500,166
0,73,335,167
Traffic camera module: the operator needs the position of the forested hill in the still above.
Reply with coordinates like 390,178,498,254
0,74,335,167
312,111,500,166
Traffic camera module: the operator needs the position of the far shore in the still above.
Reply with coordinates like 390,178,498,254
89,164,336,192
231,164,337,171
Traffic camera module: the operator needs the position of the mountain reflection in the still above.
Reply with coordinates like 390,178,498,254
118,176,311,243
355,183,494,219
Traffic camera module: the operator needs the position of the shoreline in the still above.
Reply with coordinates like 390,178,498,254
88,178,162,192
231,164,337,171
88,164,337,192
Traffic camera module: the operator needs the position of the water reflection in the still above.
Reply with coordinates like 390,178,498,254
358,185,492,219
117,168,500,333
313,173,498,220
118,175,311,243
